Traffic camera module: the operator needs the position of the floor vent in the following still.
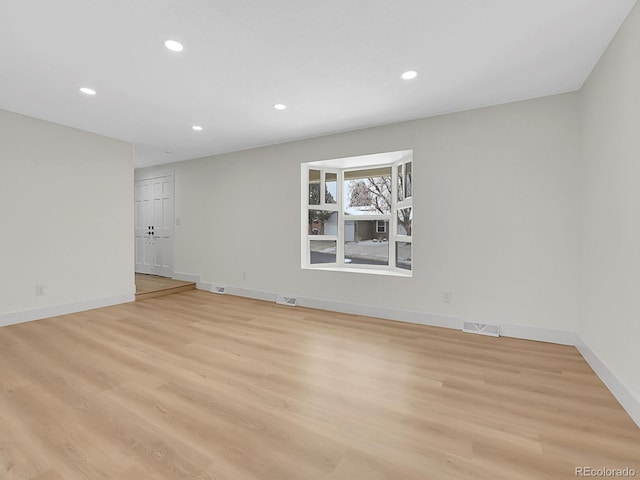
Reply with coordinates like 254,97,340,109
210,285,226,294
276,295,298,307
462,321,500,337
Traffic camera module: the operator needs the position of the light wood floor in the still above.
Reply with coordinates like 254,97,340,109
0,291,638,480
135,273,195,300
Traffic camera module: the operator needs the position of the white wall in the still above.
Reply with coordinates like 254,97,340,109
138,92,581,338
0,109,134,324
579,2,640,407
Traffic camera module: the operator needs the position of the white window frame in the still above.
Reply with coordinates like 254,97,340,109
301,150,413,277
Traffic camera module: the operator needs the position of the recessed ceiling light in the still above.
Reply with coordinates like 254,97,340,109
79,87,96,95
401,70,418,80
165,40,184,52
274,103,287,110
192,125,203,131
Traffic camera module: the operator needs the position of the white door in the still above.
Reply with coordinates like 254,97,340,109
134,175,174,277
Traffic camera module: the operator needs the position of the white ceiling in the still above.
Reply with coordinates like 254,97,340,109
0,0,636,168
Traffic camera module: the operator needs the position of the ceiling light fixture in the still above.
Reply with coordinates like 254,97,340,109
273,103,287,110
79,87,96,95
192,125,203,131
164,40,184,52
401,70,418,80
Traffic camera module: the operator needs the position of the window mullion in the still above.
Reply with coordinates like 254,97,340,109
389,161,398,269
302,165,310,268
342,214,390,221
336,169,345,267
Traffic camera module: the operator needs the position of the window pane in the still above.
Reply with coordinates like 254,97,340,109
344,220,389,266
397,208,412,236
405,162,412,198
325,172,337,204
396,242,412,270
310,240,336,264
344,167,392,215
397,164,404,202
376,220,387,233
309,169,321,205
308,210,338,235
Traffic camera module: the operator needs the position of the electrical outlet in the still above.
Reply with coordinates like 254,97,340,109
36,284,45,296
443,290,451,303
242,271,247,280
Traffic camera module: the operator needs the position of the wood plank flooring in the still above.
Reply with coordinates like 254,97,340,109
135,274,195,300
0,290,638,479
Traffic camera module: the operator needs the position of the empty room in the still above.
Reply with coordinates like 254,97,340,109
1,1,639,479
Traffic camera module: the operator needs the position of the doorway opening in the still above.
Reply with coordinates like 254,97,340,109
135,173,174,277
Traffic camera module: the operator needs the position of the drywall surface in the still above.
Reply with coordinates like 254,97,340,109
579,2,640,403
138,92,581,333
0,109,134,319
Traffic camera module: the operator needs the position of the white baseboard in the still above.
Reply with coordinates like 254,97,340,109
206,283,575,345
172,272,201,283
298,294,464,330
0,292,135,328
225,286,278,302
499,323,576,346
575,337,640,428
196,282,212,291
172,271,212,291
300,296,576,345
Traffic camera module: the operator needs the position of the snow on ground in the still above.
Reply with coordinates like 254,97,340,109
310,239,410,261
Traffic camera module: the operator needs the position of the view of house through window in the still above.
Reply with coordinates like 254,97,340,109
301,150,413,275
